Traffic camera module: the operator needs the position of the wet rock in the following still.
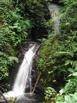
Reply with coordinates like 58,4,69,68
16,93,38,103
0,93,40,103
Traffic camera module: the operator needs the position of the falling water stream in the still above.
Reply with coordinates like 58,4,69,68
2,3,60,103
48,4,60,34
4,44,38,98
13,44,36,95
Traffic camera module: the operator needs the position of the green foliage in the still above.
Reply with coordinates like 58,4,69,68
56,93,77,103
63,0,77,5
37,0,77,102
63,76,77,94
28,0,48,27
17,0,50,35
0,0,77,103
61,2,77,34
44,87,56,102
0,0,12,4
0,2,32,91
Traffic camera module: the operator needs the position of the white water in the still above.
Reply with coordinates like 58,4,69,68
4,44,37,98
48,4,60,34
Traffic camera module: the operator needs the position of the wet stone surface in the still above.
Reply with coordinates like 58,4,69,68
16,93,40,103
0,93,41,103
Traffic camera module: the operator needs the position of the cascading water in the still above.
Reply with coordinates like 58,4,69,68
13,45,36,95
4,44,38,98
48,4,60,34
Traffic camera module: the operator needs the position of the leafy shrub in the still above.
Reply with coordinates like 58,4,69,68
0,2,32,91
44,87,56,102
37,1,77,102
56,93,77,103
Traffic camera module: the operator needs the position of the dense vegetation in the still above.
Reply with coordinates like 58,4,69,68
38,0,77,102
0,0,77,103
0,1,32,91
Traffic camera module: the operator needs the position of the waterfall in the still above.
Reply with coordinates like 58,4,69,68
48,4,60,34
4,44,38,98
